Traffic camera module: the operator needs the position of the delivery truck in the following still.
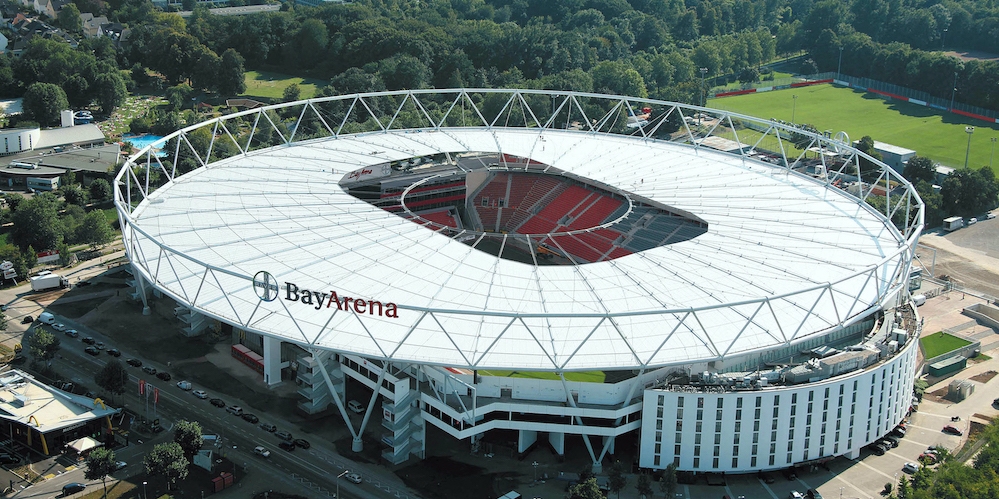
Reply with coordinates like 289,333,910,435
943,216,964,231
30,273,67,292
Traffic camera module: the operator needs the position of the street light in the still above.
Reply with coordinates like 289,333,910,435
532,460,539,482
791,94,798,123
699,67,708,108
142,481,147,499
950,71,958,110
990,137,997,169
337,470,349,498
837,46,844,78
942,28,948,48
965,126,975,168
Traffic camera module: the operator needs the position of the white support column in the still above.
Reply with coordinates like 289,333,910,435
354,366,388,452
262,336,287,386
602,436,615,456
134,268,151,315
518,430,538,454
548,432,565,456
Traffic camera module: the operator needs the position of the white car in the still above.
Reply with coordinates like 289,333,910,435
902,462,920,474
114,461,127,471
192,390,208,399
344,472,362,484
789,492,804,499
176,381,192,391
53,323,66,332
253,446,270,458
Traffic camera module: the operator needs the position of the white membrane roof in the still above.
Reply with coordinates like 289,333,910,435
124,99,916,371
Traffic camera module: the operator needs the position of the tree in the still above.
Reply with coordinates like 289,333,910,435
95,72,128,114
173,420,204,461
636,473,653,498
143,442,189,490
590,61,648,98
282,83,301,103
76,211,115,249
22,83,69,126
85,447,117,499
63,185,88,207
28,327,59,360
608,461,627,499
217,49,246,96
659,463,678,497
89,179,113,203
57,3,82,32
567,477,603,499
94,359,127,404
904,156,936,185
11,193,62,251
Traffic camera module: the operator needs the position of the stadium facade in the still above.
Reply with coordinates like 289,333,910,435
115,89,924,473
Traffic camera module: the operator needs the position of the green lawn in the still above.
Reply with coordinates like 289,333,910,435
709,83,999,171
713,71,795,91
242,70,325,100
920,331,972,359
476,370,607,383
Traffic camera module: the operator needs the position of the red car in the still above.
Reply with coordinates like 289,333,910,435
942,425,963,436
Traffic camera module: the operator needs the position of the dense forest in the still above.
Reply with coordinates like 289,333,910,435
3,0,999,113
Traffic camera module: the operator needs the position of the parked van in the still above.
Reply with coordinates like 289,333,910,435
347,400,364,413
912,294,927,307
38,312,55,325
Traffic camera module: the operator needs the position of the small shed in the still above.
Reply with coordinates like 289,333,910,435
930,356,967,377
947,379,975,402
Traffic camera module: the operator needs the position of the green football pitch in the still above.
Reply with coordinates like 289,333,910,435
709,84,999,171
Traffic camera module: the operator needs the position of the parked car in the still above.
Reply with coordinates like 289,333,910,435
192,390,208,399
943,425,963,436
52,323,66,332
84,346,99,356
142,366,157,375
902,462,920,474
884,435,901,447
106,348,121,357
253,446,270,458
892,425,907,437
806,489,823,499
868,444,886,456
94,342,104,350
63,483,86,494
275,431,293,441
21,315,33,324
210,398,226,408
259,422,277,432
293,438,310,449
241,413,259,424
126,358,142,367
782,468,797,481
82,337,96,345
344,473,362,484
789,492,804,499
226,405,243,416
757,470,775,484
278,441,295,451
347,400,364,413
64,329,79,338
176,381,192,391
918,453,937,464
114,461,127,471
156,372,171,381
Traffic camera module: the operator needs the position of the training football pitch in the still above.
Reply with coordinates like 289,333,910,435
709,84,999,171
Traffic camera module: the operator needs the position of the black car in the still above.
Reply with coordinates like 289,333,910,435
156,372,172,381
0,453,18,464
142,366,157,375
21,315,33,324
126,358,142,367
106,348,121,357
82,337,96,345
275,431,293,441
278,441,296,452
241,413,259,424
84,346,99,356
293,438,310,449
62,483,86,495
210,398,226,408
807,489,824,499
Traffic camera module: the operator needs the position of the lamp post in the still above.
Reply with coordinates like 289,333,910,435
699,67,708,109
532,461,539,482
942,28,948,48
837,46,844,78
965,126,975,168
142,481,147,499
791,94,798,123
990,137,997,169
950,72,958,110
337,470,349,498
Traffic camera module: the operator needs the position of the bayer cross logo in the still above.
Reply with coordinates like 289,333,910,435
252,271,279,302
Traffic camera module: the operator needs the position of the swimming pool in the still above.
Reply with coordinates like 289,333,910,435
122,134,167,155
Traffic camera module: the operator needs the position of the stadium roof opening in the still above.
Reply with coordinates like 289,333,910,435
339,152,708,265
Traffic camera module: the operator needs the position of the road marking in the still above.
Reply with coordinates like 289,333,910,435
758,479,780,499
854,458,896,481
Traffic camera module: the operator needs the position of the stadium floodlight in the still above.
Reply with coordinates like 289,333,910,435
965,126,975,168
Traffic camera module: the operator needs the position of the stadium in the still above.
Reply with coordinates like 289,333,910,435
115,89,924,474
